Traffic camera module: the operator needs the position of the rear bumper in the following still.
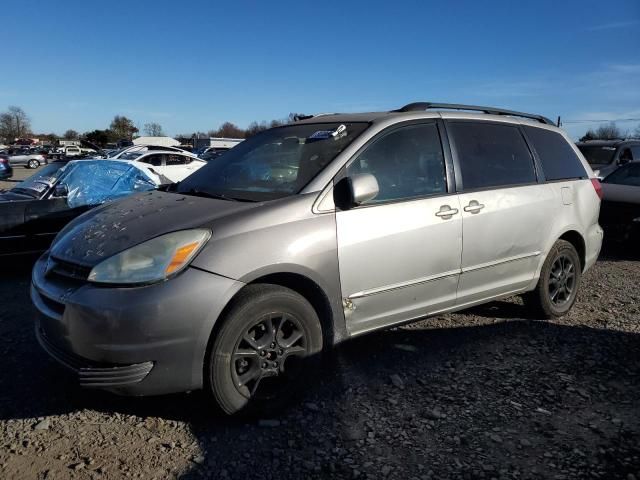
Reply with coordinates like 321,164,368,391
584,223,604,272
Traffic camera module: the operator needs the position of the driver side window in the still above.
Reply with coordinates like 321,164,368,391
346,123,446,204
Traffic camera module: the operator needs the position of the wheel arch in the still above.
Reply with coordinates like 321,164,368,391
558,229,586,271
202,268,345,391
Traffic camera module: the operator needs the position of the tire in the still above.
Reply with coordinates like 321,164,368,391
207,284,323,415
27,159,40,169
524,239,581,319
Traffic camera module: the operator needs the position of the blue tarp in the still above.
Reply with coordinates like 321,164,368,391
61,160,157,208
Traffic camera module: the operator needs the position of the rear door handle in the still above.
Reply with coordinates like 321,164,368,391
463,200,485,213
435,205,459,219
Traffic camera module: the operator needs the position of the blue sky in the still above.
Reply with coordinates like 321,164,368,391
2,0,639,139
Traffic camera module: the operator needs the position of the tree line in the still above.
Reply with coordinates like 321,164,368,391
3,105,639,147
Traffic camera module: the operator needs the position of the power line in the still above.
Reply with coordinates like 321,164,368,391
562,118,640,124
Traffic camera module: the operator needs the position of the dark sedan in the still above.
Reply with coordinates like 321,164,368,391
0,154,13,179
0,160,164,256
600,162,640,245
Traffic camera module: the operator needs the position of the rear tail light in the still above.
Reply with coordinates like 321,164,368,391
0,158,7,164
590,178,603,200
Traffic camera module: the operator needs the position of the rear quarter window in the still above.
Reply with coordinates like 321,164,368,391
524,126,587,181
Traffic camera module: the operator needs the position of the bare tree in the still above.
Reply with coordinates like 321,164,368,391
579,122,625,142
143,122,164,136
110,115,138,140
211,122,246,138
594,123,624,140
63,129,79,140
0,106,31,141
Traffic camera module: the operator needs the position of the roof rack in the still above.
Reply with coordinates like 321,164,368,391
391,102,555,126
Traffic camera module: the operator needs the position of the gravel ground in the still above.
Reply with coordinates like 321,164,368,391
0,247,638,480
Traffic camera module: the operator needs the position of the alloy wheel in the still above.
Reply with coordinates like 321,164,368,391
231,313,308,399
548,254,576,306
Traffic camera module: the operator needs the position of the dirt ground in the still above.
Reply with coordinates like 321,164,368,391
0,247,638,479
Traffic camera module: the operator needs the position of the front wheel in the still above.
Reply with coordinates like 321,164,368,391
524,239,581,319
207,284,323,415
27,159,40,169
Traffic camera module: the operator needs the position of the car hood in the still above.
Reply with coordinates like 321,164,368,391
602,183,640,204
50,190,261,266
0,191,34,201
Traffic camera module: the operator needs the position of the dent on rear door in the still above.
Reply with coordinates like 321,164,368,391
456,184,555,305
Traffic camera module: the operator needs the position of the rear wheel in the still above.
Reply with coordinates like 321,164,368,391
207,284,323,415
524,239,581,319
27,159,40,169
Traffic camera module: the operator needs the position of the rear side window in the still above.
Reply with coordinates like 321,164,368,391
524,126,587,181
448,122,536,190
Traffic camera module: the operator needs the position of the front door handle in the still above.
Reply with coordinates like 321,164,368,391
435,205,459,219
464,200,485,214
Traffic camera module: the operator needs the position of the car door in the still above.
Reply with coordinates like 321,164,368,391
23,196,85,252
10,150,27,166
335,122,462,335
446,121,555,306
0,199,30,255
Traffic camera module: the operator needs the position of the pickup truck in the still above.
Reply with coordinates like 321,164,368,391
47,145,100,161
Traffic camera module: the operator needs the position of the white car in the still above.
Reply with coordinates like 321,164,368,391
109,144,194,159
116,150,206,183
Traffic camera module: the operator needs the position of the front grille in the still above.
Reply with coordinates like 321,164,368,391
48,257,92,282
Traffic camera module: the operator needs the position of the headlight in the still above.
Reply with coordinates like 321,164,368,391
88,229,211,285
633,217,640,223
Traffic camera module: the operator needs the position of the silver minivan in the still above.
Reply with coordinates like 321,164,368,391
32,103,603,414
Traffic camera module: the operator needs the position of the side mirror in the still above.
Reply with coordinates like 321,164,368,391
333,173,379,210
54,183,69,197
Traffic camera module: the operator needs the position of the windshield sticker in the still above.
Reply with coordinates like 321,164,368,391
308,124,348,142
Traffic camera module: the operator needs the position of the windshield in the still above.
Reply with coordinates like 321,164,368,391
177,122,369,201
578,145,617,166
603,162,640,186
11,163,67,197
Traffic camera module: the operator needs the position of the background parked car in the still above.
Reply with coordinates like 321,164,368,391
0,148,47,168
576,139,640,179
0,159,168,255
108,144,196,159
0,154,13,180
116,150,206,182
199,149,227,162
600,161,640,245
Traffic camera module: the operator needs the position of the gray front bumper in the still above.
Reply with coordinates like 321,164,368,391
36,325,154,388
31,253,244,396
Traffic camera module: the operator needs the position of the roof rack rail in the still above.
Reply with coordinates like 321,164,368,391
391,102,555,126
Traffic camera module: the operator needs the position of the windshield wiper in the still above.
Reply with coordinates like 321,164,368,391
181,188,255,202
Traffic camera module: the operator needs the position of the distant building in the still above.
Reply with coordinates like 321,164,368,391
58,140,81,147
193,137,244,150
133,136,181,147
